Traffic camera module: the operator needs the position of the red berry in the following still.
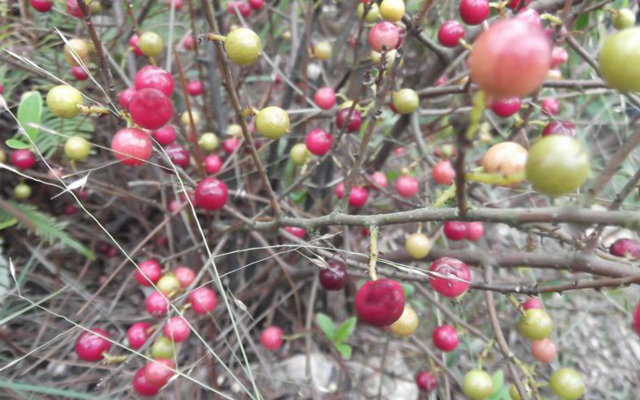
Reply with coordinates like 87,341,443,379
516,7,542,27
370,171,388,189
506,0,532,8
135,66,174,96
127,322,151,349
64,205,78,215
438,20,465,47
75,328,111,361
459,0,489,25
11,150,36,170
71,66,88,81
167,0,183,11
429,257,471,298
355,278,405,326
112,128,153,166
133,366,160,396
182,36,195,50
248,0,263,9
174,266,195,288
465,222,484,241
395,176,419,197
151,125,177,146
164,317,191,342
491,97,521,118
416,371,438,392
129,88,174,130
260,326,284,350
313,87,337,110
368,21,400,52
186,80,204,96
144,358,175,388
146,291,169,317
523,297,543,310
335,108,363,133
319,261,347,291
30,0,53,12
195,177,228,211
119,87,137,109
443,221,467,241
432,324,459,352
433,160,455,185
203,154,223,174
66,0,83,18
335,182,345,199
227,1,252,17
305,128,333,156
284,226,306,238
349,186,369,208
531,338,557,362
129,35,144,56
165,143,190,169
609,238,640,260
222,137,241,154
551,46,569,68
542,120,576,137
435,76,447,86
189,287,218,314
541,98,559,115
135,259,163,286
634,298,640,337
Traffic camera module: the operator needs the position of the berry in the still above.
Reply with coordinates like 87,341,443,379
525,135,590,196
47,85,84,118
134,66,174,96
549,368,585,400
542,121,576,137
459,0,489,25
248,0,263,9
256,106,290,139
182,36,195,50
199,133,219,151
146,291,169,317
314,41,332,60
389,305,419,336
305,128,333,156
227,1,251,17
468,18,551,97
152,125,177,146
541,98,559,115
75,328,111,361
129,35,143,56
523,297,542,310
335,108,363,132
438,20,465,47
186,80,204,96
136,259,162,286
284,226,306,238
30,0,53,12
181,110,201,127
349,186,369,207
518,308,553,340
144,359,175,388
129,88,174,130
157,274,181,295
429,257,471,298
433,160,455,185
432,324,459,352
531,338,557,362
613,8,635,30
481,141,528,181
224,28,261,66
195,178,228,210
516,7,541,26
11,150,36,170
71,66,89,81
165,144,190,169
551,46,569,68
65,136,91,161
151,336,175,359
392,88,419,114
465,222,484,241
66,0,83,18
405,232,430,259
395,175,419,197
462,370,494,400
335,182,345,199
222,136,241,154
379,0,404,23
14,183,32,200
355,278,405,326
491,97,521,118
370,171,388,189
261,326,284,350
290,143,311,165
175,266,195,288
609,238,640,260
204,154,223,174
112,128,153,166
313,87,336,110
599,28,640,92
164,316,191,342
167,0,183,10
133,366,160,397
189,287,218,314
318,261,347,290
444,221,467,241
634,298,640,337
368,22,399,52
358,3,381,23
119,87,137,109
416,371,438,392
127,322,151,349
139,32,164,57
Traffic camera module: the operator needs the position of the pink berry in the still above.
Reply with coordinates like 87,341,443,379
465,222,484,241
531,338,557,362
319,261,347,291
146,291,169,318
195,177,228,211
459,0,489,25
305,128,333,156
164,317,191,342
71,66,89,81
135,259,162,286
491,97,521,118
541,98,559,115
335,108,363,133
182,36,195,50
429,257,471,298
119,87,137,110
368,21,400,52
75,328,111,361
203,154,223,174
507,0,532,8
284,226,306,238
416,371,438,392
551,46,569,68
151,125,177,146
542,121,576,137
432,160,455,185
174,266,195,288
127,322,151,349
634,298,640,337
144,358,175,388
129,35,144,56
133,366,160,396
443,221,467,241
189,287,218,314
248,0,263,9
186,81,204,96
438,20,465,47
313,87,337,110
432,324,459,352
355,278,405,326
335,182,345,199
167,0,183,10
30,0,53,12
523,297,543,310
134,66,175,97
260,326,284,350
609,238,640,260
129,88,174,130
370,171,388,189
349,186,369,208
64,205,77,215
165,144,190,169
435,76,447,86
222,137,241,154
227,1,251,17
395,176,419,197
112,128,153,166
516,7,542,27
66,0,83,18
11,150,36,170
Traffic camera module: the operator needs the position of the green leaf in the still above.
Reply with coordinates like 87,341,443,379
17,91,42,141
335,343,352,360
0,218,17,230
401,283,415,298
334,316,357,344
289,190,307,204
574,13,589,31
316,313,335,341
491,370,504,396
488,386,510,400
5,138,31,150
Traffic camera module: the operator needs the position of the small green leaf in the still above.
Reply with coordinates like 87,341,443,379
491,370,504,396
334,316,357,344
5,139,31,150
401,283,415,298
488,386,510,400
575,13,589,31
335,343,352,360
17,91,42,141
289,190,307,204
316,313,335,341
0,218,18,230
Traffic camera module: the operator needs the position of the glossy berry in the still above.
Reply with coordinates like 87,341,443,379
531,338,557,362
613,8,635,30
465,222,484,241
368,22,399,52
516,7,541,26
65,136,91,161
429,257,471,298
634,298,640,337
290,143,311,165
66,0,83,18
444,221,467,241
127,322,151,350
30,0,53,12
319,261,347,290
432,324,459,352
146,291,169,318
491,97,521,118
133,367,160,397
358,2,381,22
541,98,559,115
313,87,337,110
144,359,175,388
227,1,251,17
355,278,405,326
11,150,36,170
112,128,153,166
459,0,489,25
462,370,494,400
481,141,528,179
157,274,181,296
261,326,284,350
194,178,228,210
335,182,345,199
370,171,388,189
551,46,569,68
174,266,195,288
379,0,404,23
314,41,332,60
284,226,306,238
75,328,111,361
438,20,465,47
204,154,223,174
518,308,553,340
129,35,143,56
433,160,455,185
152,125,177,146
135,259,162,286
256,106,290,140
389,306,419,337
47,85,84,118
14,183,32,200
335,108,363,132
71,66,89,81
129,88,173,130
305,129,332,156
609,238,640,260
119,87,137,109
416,371,438,392
468,18,551,97
349,186,369,208
151,336,175,359
182,35,195,50
542,121,576,137
248,0,263,9
139,32,164,57
395,176,419,197
65,39,89,66
392,88,419,114
189,287,218,314
186,80,204,96
549,368,585,400
405,233,430,259
523,297,542,310
134,66,174,97
224,28,261,66
199,133,219,151
168,0,183,10
222,136,241,154
164,316,191,342
165,144,190,169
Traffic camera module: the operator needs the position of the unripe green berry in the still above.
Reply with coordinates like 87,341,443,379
256,106,290,140
518,308,553,340
151,336,175,358
47,85,84,119
199,133,219,151
64,38,90,66
14,182,32,200
380,0,405,23
392,88,419,114
224,28,261,66
181,110,201,127
358,3,381,23
157,274,181,296
613,8,635,30
290,143,311,165
65,136,91,161
139,32,164,57
228,124,243,137
314,41,332,60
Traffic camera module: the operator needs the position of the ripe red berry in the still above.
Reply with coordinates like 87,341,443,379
541,98,560,115
164,317,191,342
516,7,542,26
368,21,400,52
432,324,459,352
335,182,345,199
284,226,306,238
133,366,160,396
222,137,241,154
433,160,455,185
75,328,111,361
151,125,177,146
195,177,228,210
173,266,195,288
416,371,438,392
335,108,363,133
66,0,83,18
135,259,163,286
11,150,36,170
443,221,467,241
203,154,223,174
127,322,151,349
182,36,195,50
395,176,419,197
112,128,153,166
167,0,183,10
531,338,557,362
459,0,489,25
227,1,252,17
129,88,174,130
523,297,543,310
355,278,405,326
609,238,640,260
551,46,569,68
71,66,89,81
186,80,204,96
134,66,174,96
248,0,263,9
165,144,190,169
465,222,484,241
305,128,333,156
30,0,53,12
146,291,169,317
429,257,471,298
144,359,175,388
438,20,465,47
491,97,521,118
189,287,218,314
370,171,388,189
319,261,347,290
260,326,284,350
129,35,144,56
119,87,137,109
349,186,369,208
542,120,576,137
634,298,640,337
313,87,337,110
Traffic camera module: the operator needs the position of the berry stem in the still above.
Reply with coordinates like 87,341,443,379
205,33,227,42
368,225,379,281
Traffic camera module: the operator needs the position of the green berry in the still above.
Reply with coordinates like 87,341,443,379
613,8,635,30
392,88,419,114
462,370,494,400
549,368,585,400
139,32,164,57
199,133,219,151
181,110,201,127
518,308,552,340
47,85,84,119
290,143,311,165
314,41,332,60
357,3,381,23
157,274,180,296
256,106,289,140
65,136,91,161
151,336,175,359
14,183,32,200
224,28,261,66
